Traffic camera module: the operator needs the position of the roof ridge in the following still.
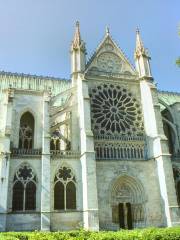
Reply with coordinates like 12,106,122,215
0,70,70,82
158,90,180,95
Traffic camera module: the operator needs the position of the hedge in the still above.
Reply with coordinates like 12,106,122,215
0,227,180,240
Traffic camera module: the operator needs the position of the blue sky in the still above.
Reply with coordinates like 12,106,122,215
0,0,179,91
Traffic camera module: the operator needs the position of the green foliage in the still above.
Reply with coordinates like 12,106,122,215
176,57,180,67
176,28,180,67
0,228,180,240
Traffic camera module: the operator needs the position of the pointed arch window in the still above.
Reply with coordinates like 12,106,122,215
54,166,76,210
50,130,61,151
12,164,37,211
19,112,35,149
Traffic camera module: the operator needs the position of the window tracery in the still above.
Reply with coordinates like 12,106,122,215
50,129,71,151
90,84,144,137
19,112,34,149
50,130,61,151
97,52,122,73
12,163,36,211
54,166,76,210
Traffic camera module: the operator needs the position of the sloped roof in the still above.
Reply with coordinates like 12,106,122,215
158,90,180,110
0,71,71,96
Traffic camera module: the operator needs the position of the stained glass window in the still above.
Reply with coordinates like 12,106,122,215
54,166,76,210
12,164,36,211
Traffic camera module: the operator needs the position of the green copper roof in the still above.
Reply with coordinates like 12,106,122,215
158,90,180,110
0,71,71,97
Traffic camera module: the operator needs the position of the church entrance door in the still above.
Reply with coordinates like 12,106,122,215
118,202,133,229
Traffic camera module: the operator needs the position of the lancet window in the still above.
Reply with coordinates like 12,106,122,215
54,166,76,210
50,130,61,151
50,129,71,151
12,164,37,211
19,112,34,149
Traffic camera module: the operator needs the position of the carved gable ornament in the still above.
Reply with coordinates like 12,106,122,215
97,52,122,73
86,34,136,76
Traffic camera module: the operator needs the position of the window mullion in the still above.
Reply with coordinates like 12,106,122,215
64,183,66,210
23,183,26,211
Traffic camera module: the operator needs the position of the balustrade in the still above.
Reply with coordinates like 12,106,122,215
50,150,80,158
95,137,146,160
11,148,42,157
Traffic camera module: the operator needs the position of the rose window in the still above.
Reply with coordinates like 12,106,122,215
90,84,144,136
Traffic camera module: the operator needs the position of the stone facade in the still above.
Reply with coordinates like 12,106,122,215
0,22,180,231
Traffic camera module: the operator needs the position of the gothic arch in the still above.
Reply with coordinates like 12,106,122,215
111,175,145,204
159,99,175,123
160,100,179,154
16,108,38,148
162,117,180,154
13,161,38,183
53,164,77,210
111,175,146,228
12,162,37,211
19,111,35,149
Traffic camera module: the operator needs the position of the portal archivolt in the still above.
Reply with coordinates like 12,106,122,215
111,175,146,229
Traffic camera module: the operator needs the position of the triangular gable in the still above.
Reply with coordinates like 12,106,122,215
86,33,136,76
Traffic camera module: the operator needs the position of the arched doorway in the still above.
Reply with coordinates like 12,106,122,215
111,175,146,229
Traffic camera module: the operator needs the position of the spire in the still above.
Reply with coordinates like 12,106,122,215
70,21,86,76
135,28,149,58
134,28,152,78
71,21,86,52
72,21,81,49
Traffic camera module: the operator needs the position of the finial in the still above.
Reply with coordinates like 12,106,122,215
106,26,110,35
136,27,140,34
76,21,80,29
72,20,81,49
135,27,149,58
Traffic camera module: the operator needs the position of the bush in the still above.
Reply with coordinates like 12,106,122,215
0,228,180,240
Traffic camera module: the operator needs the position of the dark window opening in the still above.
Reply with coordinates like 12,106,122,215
19,112,35,149
54,181,64,210
12,181,24,211
25,181,36,210
66,181,76,209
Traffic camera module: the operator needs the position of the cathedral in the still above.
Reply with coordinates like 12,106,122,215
0,22,180,231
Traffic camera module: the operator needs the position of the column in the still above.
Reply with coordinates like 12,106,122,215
41,91,51,231
0,89,13,231
77,74,99,230
140,79,178,226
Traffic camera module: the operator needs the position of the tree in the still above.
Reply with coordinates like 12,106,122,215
176,58,180,67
